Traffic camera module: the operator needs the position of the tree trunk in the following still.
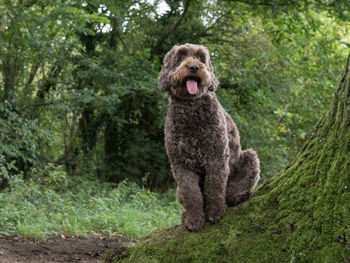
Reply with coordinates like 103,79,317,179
106,52,350,263
76,4,98,155
1,56,19,102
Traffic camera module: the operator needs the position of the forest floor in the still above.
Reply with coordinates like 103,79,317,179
0,235,135,263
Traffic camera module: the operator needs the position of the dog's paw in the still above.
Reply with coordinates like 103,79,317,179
182,211,205,231
205,203,227,223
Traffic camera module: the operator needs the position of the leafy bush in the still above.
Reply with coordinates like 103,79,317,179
0,100,50,188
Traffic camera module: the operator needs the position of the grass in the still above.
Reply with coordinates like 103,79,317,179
0,170,182,240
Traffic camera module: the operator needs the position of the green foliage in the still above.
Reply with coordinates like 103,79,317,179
0,100,50,187
97,52,171,187
211,8,348,179
62,49,171,187
0,170,181,239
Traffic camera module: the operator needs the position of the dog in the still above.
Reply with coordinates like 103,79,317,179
158,43,260,231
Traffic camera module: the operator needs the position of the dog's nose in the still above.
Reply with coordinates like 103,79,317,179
189,64,199,73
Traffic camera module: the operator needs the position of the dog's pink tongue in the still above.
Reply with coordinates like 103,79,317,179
186,80,198,94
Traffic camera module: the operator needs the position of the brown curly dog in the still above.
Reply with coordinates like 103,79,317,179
158,43,260,231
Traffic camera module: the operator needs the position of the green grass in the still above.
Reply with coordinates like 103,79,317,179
0,171,182,240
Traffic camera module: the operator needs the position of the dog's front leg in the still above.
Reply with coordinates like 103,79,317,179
204,158,229,223
173,166,205,231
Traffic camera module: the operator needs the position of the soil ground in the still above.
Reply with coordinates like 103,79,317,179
0,235,134,263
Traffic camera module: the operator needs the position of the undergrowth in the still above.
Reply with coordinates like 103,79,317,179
0,167,181,240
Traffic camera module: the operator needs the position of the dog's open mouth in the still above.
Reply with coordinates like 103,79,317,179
184,77,200,95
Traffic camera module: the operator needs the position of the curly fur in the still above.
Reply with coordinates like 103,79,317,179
158,43,260,231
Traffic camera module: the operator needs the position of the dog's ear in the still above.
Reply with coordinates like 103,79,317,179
158,45,178,92
208,59,219,92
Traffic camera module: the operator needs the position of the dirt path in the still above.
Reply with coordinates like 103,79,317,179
0,235,134,263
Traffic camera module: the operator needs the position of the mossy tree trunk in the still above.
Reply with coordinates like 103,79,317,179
107,53,350,263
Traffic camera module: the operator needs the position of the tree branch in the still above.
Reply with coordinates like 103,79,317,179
205,8,235,32
225,0,301,7
150,0,191,61
24,63,40,92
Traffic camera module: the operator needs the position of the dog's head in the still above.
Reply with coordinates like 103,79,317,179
158,43,219,99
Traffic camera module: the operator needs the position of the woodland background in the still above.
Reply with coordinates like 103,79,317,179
0,0,349,240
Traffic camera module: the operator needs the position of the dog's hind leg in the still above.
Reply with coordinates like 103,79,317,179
226,149,260,206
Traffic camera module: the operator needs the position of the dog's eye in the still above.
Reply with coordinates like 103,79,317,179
197,56,205,63
179,56,184,62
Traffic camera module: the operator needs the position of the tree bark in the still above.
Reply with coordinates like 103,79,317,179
1,56,19,102
106,52,350,263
